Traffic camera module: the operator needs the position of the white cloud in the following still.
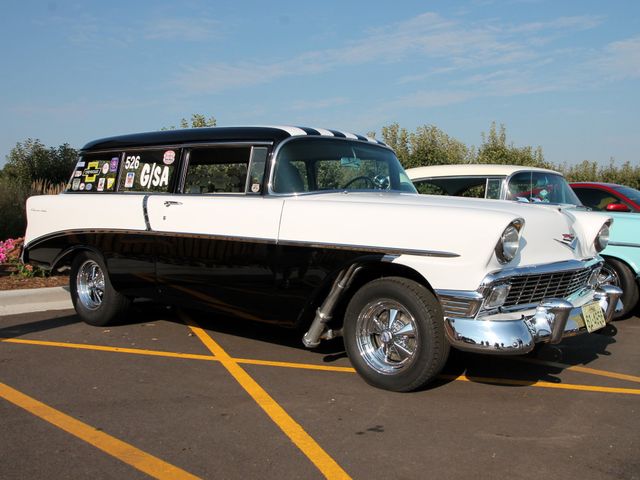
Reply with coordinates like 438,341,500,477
174,11,601,95
590,36,640,80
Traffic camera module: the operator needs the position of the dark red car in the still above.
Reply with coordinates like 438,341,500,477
570,182,640,213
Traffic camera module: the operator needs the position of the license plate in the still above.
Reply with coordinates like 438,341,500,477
581,301,606,333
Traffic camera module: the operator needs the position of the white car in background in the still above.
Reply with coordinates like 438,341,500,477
407,164,637,318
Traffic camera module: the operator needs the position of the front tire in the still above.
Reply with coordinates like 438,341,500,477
600,257,639,319
70,251,130,326
343,277,450,392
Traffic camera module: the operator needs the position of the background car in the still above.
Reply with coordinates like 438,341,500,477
407,165,640,318
570,182,640,213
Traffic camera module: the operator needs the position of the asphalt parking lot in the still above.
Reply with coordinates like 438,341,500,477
1,300,639,480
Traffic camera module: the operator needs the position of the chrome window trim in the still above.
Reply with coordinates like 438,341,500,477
266,136,397,197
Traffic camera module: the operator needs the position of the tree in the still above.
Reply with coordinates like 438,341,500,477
407,125,471,168
162,113,217,130
381,123,410,166
380,123,470,169
2,139,77,186
475,122,549,168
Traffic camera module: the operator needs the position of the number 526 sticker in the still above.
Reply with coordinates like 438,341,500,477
125,155,140,169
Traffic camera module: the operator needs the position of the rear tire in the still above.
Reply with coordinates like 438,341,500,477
600,257,639,319
343,277,450,392
70,251,130,326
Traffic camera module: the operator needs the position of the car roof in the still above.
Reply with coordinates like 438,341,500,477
81,126,387,151
406,164,561,179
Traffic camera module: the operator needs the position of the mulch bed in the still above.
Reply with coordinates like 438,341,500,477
0,274,69,291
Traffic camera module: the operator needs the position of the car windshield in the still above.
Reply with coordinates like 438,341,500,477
272,138,417,194
507,171,582,205
614,185,640,204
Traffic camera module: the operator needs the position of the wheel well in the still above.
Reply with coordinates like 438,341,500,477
297,260,434,332
52,245,102,272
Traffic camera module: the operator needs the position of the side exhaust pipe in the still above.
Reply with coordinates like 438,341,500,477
302,264,362,348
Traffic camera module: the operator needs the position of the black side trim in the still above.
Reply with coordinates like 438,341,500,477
25,228,459,259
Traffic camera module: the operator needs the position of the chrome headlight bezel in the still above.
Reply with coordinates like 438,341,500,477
495,219,524,264
594,222,610,253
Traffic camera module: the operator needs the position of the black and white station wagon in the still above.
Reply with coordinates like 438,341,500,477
23,126,622,391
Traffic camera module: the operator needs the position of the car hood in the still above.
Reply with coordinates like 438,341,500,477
278,191,611,270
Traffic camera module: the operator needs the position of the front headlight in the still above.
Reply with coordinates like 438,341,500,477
594,223,610,252
495,219,524,264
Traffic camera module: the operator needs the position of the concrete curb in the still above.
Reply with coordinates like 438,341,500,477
0,286,73,316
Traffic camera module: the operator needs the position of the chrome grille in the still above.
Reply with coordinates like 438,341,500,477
504,267,592,307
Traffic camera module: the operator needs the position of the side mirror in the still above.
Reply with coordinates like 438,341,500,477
606,202,631,212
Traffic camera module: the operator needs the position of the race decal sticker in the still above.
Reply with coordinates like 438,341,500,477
125,172,135,188
163,150,176,165
72,178,81,190
74,170,82,178
97,178,105,191
83,161,100,183
79,183,86,191
139,163,170,188
110,157,119,172
102,163,109,175
107,178,115,190
86,183,92,191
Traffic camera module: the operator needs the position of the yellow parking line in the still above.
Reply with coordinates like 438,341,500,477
1,338,354,372
233,357,356,373
1,337,217,362
181,314,351,480
515,357,640,384
448,375,640,395
0,381,199,480
4,337,639,395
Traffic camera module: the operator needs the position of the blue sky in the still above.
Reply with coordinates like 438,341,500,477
1,0,638,167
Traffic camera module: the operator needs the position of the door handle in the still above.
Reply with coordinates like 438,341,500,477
164,201,183,207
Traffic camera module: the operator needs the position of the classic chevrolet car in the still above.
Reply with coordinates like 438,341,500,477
407,164,638,318
23,127,622,391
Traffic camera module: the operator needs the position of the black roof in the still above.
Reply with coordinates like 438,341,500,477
81,126,387,151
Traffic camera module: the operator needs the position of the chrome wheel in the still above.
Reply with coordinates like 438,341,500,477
76,259,105,310
355,300,419,375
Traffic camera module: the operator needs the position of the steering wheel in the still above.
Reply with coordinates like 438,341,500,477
342,176,375,189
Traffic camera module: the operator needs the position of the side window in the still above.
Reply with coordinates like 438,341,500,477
184,146,251,194
118,149,178,193
246,147,269,194
413,180,447,196
574,188,619,211
67,153,120,192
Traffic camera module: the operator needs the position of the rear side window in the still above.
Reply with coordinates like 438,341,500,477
118,149,179,193
68,153,120,192
573,188,620,211
184,146,251,194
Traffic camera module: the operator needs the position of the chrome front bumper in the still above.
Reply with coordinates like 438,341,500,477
442,285,623,354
